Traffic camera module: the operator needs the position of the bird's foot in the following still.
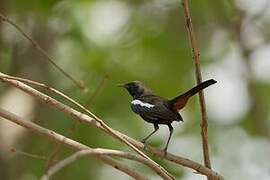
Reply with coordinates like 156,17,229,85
140,139,148,150
142,143,148,150
140,138,146,144
163,147,168,157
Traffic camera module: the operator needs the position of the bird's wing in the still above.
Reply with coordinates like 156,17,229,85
130,99,177,121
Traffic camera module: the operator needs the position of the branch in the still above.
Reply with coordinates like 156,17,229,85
0,108,148,180
0,72,223,179
181,0,212,171
0,13,85,90
0,73,174,179
42,148,174,180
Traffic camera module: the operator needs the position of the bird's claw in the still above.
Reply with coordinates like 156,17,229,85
163,147,168,157
140,139,147,150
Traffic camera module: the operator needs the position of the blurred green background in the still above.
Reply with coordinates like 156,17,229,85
1,0,270,179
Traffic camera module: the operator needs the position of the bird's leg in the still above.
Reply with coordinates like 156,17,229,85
164,124,173,152
141,123,159,143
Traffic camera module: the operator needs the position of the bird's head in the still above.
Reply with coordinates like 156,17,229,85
117,81,152,98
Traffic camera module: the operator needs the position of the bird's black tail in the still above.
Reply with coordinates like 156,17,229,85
171,79,217,111
179,79,217,98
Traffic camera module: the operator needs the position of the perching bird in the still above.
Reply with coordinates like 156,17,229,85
118,79,217,151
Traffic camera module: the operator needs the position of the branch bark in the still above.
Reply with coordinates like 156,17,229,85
181,0,212,171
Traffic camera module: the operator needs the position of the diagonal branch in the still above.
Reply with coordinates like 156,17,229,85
0,13,85,90
0,72,223,179
181,0,212,171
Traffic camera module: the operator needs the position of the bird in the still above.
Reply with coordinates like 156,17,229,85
118,79,217,152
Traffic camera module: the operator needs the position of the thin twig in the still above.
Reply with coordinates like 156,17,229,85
0,13,85,90
86,73,110,106
181,0,212,171
43,141,63,173
10,148,56,162
0,73,174,179
0,108,148,180
0,72,223,179
0,75,90,115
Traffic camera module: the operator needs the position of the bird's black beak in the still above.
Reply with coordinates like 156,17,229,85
117,83,127,88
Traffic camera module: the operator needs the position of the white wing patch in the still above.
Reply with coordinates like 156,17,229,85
131,99,154,108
